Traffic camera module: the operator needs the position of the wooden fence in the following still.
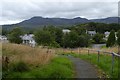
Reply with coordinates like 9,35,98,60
66,48,120,77
84,49,120,75
54,47,120,77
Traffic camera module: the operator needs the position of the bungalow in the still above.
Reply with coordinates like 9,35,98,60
104,31,118,40
20,34,36,47
87,31,96,36
62,29,71,34
0,35,8,43
104,31,110,38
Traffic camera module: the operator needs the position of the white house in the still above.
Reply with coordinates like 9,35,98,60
62,29,71,34
104,31,118,40
104,31,110,38
87,31,96,36
20,34,36,47
0,35,8,43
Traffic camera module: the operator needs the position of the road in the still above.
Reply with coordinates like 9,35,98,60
92,44,106,49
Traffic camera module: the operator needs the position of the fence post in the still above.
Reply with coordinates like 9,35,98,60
97,51,100,63
78,48,80,54
88,50,89,55
111,53,114,75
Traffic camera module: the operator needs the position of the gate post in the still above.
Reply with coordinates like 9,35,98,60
97,51,100,63
111,53,114,75
88,50,89,55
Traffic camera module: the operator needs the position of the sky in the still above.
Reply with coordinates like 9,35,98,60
0,0,119,25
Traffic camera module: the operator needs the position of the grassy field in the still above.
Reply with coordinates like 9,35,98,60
2,43,74,78
101,46,118,53
68,52,119,78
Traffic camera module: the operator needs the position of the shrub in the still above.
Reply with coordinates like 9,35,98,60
106,30,116,47
11,61,29,72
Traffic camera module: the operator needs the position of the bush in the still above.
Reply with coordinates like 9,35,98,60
106,30,116,47
93,33,104,44
8,27,23,44
50,41,60,48
11,61,29,72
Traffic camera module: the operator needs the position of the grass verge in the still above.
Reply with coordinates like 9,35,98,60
69,53,119,78
3,57,74,79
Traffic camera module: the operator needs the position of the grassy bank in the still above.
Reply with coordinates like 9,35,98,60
69,53,119,78
3,57,74,78
2,43,74,78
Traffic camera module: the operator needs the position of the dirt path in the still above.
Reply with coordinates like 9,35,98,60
68,56,99,78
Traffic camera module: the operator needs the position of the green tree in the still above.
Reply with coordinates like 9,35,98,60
78,35,90,47
72,27,86,35
106,30,116,47
2,29,9,36
8,27,23,44
62,31,79,48
117,30,120,54
93,33,104,44
43,26,63,46
34,30,54,46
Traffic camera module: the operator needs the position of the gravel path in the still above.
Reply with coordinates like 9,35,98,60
68,56,99,78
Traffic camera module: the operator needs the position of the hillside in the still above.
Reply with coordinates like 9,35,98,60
2,16,119,30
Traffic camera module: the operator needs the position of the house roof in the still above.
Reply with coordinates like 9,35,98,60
20,34,34,40
104,31,110,35
62,29,71,33
88,31,96,34
0,35,7,40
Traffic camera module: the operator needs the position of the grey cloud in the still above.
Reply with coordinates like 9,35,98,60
0,0,118,25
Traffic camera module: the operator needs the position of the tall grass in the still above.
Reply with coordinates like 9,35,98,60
2,43,74,78
2,43,55,67
101,46,118,53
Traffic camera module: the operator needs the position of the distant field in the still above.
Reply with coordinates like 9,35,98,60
55,46,118,55
101,46,118,53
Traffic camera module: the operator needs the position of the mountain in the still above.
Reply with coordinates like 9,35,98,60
17,17,90,26
2,16,119,30
90,17,119,23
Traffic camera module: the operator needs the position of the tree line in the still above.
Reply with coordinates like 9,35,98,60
2,22,120,49
4,26,120,48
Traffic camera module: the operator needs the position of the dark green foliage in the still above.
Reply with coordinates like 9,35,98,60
71,26,86,35
93,33,104,44
43,26,63,46
11,61,29,72
117,30,120,46
79,22,120,32
106,30,116,47
96,23,108,33
8,27,23,44
78,35,90,47
34,30,54,46
62,31,79,48
2,29,9,36
62,31,90,48
50,41,60,48
117,30,120,54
